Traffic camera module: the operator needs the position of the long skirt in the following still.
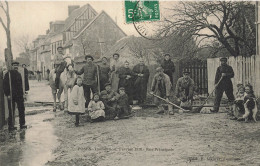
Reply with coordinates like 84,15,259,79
89,109,105,120
111,72,119,92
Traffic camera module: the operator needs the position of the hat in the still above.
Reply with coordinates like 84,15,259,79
113,53,120,57
118,87,125,91
183,70,190,74
156,67,164,72
220,57,227,61
104,83,111,87
57,46,63,50
12,61,19,66
85,55,94,61
22,64,26,67
164,54,170,57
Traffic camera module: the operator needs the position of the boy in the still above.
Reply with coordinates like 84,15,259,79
114,87,131,120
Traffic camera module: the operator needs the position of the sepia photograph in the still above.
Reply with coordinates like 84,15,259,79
0,0,259,165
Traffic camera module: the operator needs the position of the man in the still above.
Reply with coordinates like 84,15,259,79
161,54,175,84
118,61,135,104
110,53,123,92
211,57,235,113
175,70,195,110
75,55,97,107
133,59,150,104
98,57,111,91
22,64,29,93
54,46,65,88
151,67,173,114
3,61,27,131
100,83,119,119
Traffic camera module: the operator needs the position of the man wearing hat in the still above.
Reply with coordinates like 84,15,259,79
54,46,66,89
3,61,27,131
211,57,235,113
175,70,195,110
161,54,175,84
75,55,98,107
151,67,173,114
100,83,119,119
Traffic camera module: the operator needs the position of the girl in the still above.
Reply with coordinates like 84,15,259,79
231,85,245,120
68,76,85,126
88,93,106,122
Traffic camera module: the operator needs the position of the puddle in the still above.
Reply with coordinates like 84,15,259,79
0,111,58,166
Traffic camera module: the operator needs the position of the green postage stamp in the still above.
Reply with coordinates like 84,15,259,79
125,0,160,23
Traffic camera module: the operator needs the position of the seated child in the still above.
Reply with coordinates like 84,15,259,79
114,87,131,120
88,93,106,122
238,84,258,122
68,76,85,127
231,85,246,120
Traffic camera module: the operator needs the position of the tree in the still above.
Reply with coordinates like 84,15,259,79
160,1,256,57
0,1,13,69
15,35,30,53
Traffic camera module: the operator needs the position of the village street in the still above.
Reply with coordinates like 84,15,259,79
0,80,260,166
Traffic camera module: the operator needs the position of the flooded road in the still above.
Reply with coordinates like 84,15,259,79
0,110,58,166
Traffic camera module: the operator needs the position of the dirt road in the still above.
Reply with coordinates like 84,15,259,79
47,108,260,166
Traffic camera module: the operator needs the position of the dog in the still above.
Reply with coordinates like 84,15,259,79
237,98,258,122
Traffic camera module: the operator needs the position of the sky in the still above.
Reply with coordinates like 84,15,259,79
0,1,175,61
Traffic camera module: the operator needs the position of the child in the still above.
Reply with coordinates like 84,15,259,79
88,93,106,122
68,77,85,126
238,84,258,122
114,87,131,120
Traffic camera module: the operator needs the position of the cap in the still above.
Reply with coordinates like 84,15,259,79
85,55,94,61
220,57,227,61
113,53,120,57
57,46,63,50
183,70,190,74
164,53,170,57
118,87,125,91
156,67,164,72
12,61,19,66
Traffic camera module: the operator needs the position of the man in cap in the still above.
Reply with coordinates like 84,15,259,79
100,83,119,119
54,46,65,89
175,70,195,110
161,54,175,84
151,67,173,114
211,57,235,113
75,55,98,107
133,58,150,104
3,61,27,131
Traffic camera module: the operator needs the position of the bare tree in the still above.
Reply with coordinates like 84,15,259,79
0,1,13,69
160,1,255,57
15,35,30,53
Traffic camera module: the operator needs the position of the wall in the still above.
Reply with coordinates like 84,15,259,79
207,55,260,97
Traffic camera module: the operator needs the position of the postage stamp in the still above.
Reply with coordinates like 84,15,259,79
124,0,160,24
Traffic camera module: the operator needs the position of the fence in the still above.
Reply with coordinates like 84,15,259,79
207,55,260,97
178,60,208,94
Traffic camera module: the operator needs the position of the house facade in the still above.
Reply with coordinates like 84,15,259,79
23,4,126,77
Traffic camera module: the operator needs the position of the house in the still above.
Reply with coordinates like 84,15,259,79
25,4,126,77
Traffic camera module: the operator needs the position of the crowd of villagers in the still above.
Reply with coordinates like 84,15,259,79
54,47,258,126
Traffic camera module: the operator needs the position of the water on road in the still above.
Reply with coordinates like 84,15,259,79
0,111,58,166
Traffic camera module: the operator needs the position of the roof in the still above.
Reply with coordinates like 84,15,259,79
62,4,98,32
73,10,127,39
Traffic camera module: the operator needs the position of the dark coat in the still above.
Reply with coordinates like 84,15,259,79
132,64,150,101
215,64,234,89
118,67,134,92
3,70,24,98
24,68,29,91
161,59,175,76
76,62,97,86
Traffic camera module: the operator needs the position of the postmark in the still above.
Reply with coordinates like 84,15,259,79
125,0,164,40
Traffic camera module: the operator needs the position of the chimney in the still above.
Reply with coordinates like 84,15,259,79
68,5,80,16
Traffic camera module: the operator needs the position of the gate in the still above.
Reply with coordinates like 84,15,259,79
178,59,208,95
